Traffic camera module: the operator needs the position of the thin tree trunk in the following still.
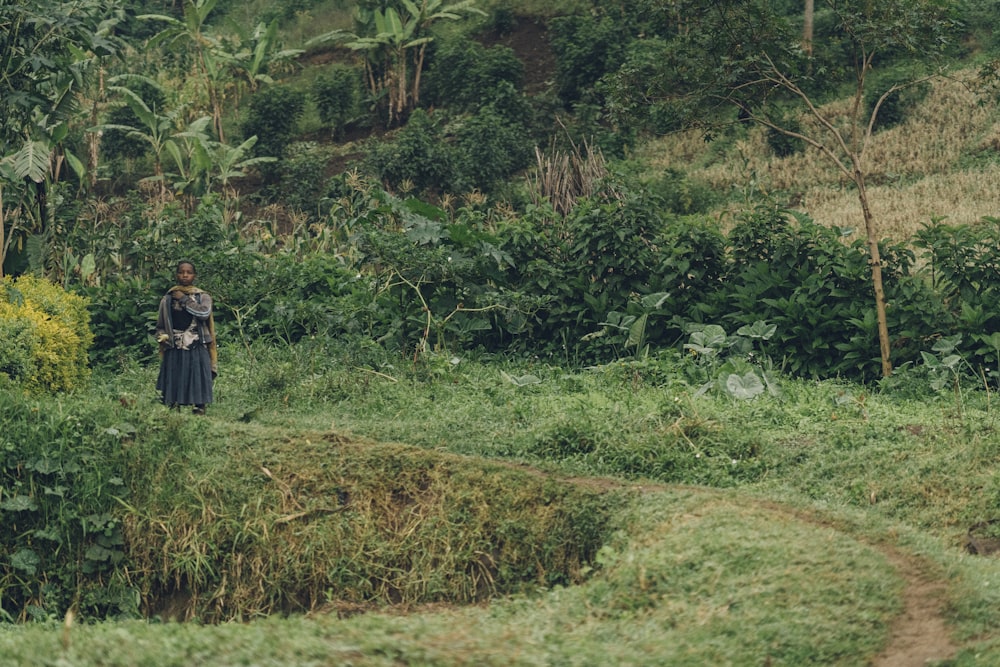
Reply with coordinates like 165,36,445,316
854,166,892,377
413,44,426,108
803,0,814,57
88,67,104,190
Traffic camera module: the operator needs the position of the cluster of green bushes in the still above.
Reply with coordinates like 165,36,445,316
49,172,996,383
0,275,93,392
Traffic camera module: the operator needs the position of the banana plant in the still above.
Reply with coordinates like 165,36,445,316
229,19,304,98
139,0,232,141
308,0,484,125
0,143,49,276
166,117,275,199
95,83,184,198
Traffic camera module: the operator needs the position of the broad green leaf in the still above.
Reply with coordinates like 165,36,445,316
726,372,765,400
639,292,670,310
689,325,727,350
64,149,86,181
932,334,962,353
405,219,445,245
11,141,50,183
500,370,542,386
1,495,38,512
940,354,962,370
627,314,648,348
9,549,40,575
736,320,777,340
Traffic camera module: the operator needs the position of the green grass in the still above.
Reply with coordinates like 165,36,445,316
4,341,1000,663
0,490,903,666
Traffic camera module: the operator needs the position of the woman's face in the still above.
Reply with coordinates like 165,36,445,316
176,263,196,286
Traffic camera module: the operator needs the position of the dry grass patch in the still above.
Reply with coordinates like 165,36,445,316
640,69,1000,240
124,430,624,622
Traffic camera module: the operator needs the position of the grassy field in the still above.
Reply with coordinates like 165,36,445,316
3,342,1000,664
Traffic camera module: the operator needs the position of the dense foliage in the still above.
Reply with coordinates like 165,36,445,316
0,276,93,392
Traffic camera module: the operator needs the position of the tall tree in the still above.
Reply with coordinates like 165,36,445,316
604,0,959,377
0,0,125,276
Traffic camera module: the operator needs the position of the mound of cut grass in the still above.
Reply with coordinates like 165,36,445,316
125,426,623,621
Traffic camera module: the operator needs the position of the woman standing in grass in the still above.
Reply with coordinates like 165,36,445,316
156,261,217,414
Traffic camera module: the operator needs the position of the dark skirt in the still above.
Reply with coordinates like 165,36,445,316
157,345,214,406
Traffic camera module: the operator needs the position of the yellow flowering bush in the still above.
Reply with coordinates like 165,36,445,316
0,275,93,392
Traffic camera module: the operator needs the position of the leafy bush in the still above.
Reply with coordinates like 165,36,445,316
241,85,306,162
101,78,167,161
548,14,629,105
83,277,159,368
253,252,367,345
0,387,140,621
452,102,535,192
484,6,518,37
497,189,670,362
262,141,331,214
0,275,93,392
422,36,524,112
720,205,941,379
646,169,718,215
765,107,806,157
312,64,364,138
866,69,931,132
652,214,728,325
364,109,458,194
913,216,1000,372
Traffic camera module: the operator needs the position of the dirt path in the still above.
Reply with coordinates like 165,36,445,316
484,465,962,664
748,496,959,666
870,547,958,667
634,482,960,664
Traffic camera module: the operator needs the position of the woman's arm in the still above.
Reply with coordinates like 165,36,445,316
184,292,213,320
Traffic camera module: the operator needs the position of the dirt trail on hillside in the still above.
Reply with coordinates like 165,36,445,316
751,498,959,666
564,475,962,665
870,546,957,666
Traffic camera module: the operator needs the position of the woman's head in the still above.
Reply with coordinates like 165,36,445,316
175,261,196,286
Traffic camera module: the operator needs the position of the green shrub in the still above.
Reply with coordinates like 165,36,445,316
364,109,458,194
0,275,93,392
496,189,670,362
913,217,1000,373
548,14,629,105
241,85,306,163
646,169,718,215
484,6,518,37
312,64,364,139
101,79,167,161
452,101,535,192
720,205,942,379
652,214,728,327
83,277,159,368
422,35,524,112
866,69,931,132
255,252,367,344
0,391,138,621
765,107,806,157
263,141,330,214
